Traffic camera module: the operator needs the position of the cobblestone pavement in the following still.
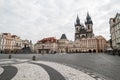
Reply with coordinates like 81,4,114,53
0,59,103,80
0,66,18,80
32,63,65,80
0,53,120,80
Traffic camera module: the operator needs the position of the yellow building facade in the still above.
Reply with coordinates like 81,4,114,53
68,36,106,53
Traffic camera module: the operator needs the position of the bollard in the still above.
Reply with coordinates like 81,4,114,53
32,56,36,61
9,55,11,59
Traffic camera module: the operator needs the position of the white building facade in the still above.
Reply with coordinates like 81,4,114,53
34,37,58,54
0,33,32,53
110,13,120,50
57,34,69,53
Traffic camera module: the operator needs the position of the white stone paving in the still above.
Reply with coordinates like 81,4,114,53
0,59,99,80
12,63,50,80
0,67,4,75
0,59,29,65
34,61,96,80
0,60,13,64
14,59,29,62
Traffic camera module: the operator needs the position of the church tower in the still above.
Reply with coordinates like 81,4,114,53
85,12,94,38
75,15,81,40
74,15,87,40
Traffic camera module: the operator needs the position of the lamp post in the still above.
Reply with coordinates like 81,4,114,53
42,45,44,55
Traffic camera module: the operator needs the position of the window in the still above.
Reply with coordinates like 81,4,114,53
82,35,85,38
88,25,90,29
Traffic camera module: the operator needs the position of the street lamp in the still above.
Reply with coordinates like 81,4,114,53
42,45,44,55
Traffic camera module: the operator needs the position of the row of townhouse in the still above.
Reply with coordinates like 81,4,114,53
67,35,107,53
0,33,33,53
34,34,107,54
110,13,120,51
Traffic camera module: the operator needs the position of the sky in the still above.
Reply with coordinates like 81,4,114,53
0,0,120,43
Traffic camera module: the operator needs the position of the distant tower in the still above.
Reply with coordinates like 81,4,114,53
75,15,87,40
75,15,81,40
85,12,94,38
76,15,80,26
60,34,67,40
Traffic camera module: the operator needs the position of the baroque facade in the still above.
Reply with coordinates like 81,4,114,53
34,37,58,54
0,33,22,53
68,36,106,53
109,13,120,51
0,33,33,53
57,34,69,53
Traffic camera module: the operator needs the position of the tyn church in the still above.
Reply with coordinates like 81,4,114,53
75,12,94,40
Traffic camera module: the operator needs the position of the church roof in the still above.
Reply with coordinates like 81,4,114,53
86,12,91,20
75,15,81,26
85,12,93,24
60,34,67,39
38,37,57,43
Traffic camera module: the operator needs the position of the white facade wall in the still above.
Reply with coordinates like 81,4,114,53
0,33,30,53
35,42,58,54
110,13,120,50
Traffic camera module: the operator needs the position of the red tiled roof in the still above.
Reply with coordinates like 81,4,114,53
11,35,17,37
3,33,9,35
38,37,57,43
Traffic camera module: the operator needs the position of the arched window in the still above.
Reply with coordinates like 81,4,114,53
76,27,79,31
88,25,90,29
82,35,85,38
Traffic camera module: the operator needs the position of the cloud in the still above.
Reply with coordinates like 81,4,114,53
0,0,120,43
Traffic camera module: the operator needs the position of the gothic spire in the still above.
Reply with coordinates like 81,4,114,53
86,12,91,20
75,15,80,26
85,12,93,24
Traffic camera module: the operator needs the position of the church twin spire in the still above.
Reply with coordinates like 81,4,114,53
74,12,94,40
75,12,93,26
85,12,93,24
75,14,80,26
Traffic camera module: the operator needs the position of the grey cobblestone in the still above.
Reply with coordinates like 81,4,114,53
0,66,18,80
33,63,65,80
